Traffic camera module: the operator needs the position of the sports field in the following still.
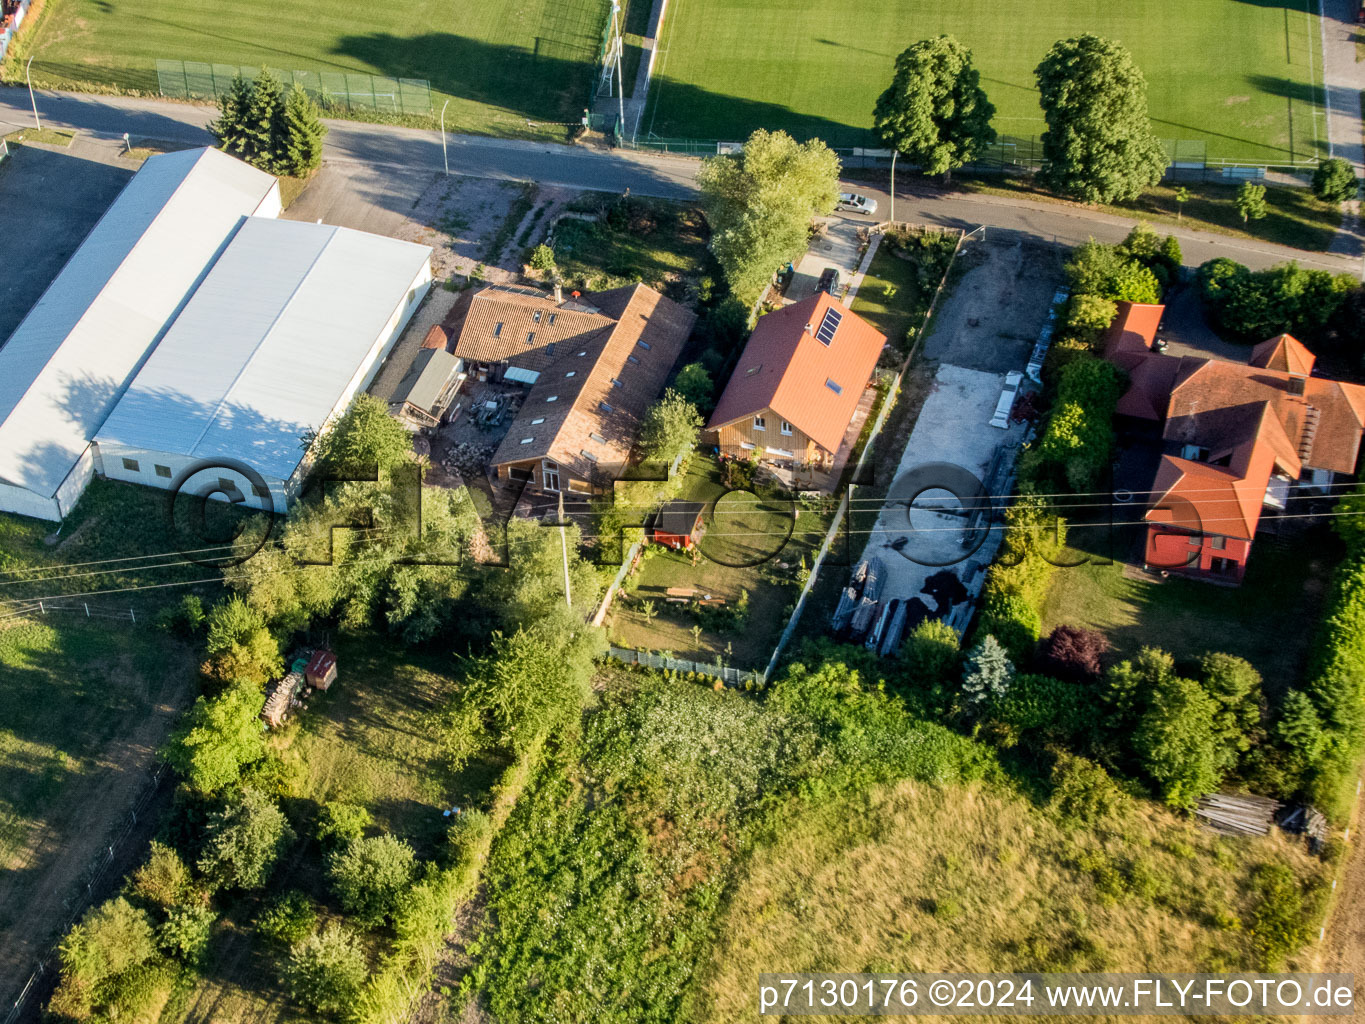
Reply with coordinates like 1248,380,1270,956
644,0,1325,165
16,0,611,135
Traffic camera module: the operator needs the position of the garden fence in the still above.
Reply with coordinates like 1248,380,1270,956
0,600,142,626
155,60,432,115
607,645,762,688
2,765,169,1024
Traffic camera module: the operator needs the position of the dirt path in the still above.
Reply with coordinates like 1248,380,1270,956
1318,784,1365,1004
0,634,196,1010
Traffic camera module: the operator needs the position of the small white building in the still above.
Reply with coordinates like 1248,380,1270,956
0,148,280,520
94,217,433,512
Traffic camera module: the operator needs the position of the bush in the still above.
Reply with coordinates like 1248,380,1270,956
1198,258,1354,343
162,679,267,796
1312,157,1358,205
315,802,372,847
446,808,493,859
197,788,294,891
1048,752,1128,825
158,904,216,964
157,594,206,638
902,618,961,685
1030,354,1124,492
132,841,197,910
52,897,159,1019
285,923,369,1017
201,595,282,686
1036,625,1110,682
327,833,417,927
1249,862,1321,970
992,673,1093,745
528,243,556,271
672,362,715,413
258,890,318,947
1060,294,1117,349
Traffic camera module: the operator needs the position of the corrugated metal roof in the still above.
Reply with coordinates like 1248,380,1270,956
96,217,432,481
0,147,278,497
394,348,461,411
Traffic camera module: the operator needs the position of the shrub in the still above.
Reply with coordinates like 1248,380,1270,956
201,595,282,686
991,673,1093,745
285,923,369,1016
1036,625,1110,682
1198,258,1354,343
1312,157,1358,205
52,897,158,1019
258,890,318,947
672,362,715,413
132,841,197,910
162,679,267,796
315,802,372,847
158,904,216,964
1060,294,1117,349
157,594,206,637
902,618,961,684
446,808,493,859
328,833,417,927
197,788,294,891
528,243,556,271
1048,751,1128,825
1249,862,1321,970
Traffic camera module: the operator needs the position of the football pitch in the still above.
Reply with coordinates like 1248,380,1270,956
643,0,1326,165
19,0,611,135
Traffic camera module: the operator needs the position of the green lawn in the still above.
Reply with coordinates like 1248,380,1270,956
1039,526,1337,691
13,0,610,138
608,457,831,668
850,227,958,350
645,0,1325,164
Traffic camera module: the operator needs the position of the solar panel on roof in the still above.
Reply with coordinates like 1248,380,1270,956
815,308,842,345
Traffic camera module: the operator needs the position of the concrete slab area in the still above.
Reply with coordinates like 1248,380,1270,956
0,143,133,345
786,215,867,303
852,364,1028,632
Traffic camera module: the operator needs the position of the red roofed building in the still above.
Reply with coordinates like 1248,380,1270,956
1104,303,1365,584
706,293,886,488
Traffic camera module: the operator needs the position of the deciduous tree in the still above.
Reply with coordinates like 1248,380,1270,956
1312,157,1357,205
637,387,703,467
1034,35,1167,203
698,129,840,303
285,923,368,1016
202,595,282,686
197,788,294,891
163,679,267,794
327,833,416,927
1235,181,1267,224
873,35,996,178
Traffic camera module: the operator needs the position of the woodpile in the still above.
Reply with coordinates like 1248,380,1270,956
1280,805,1329,852
1194,793,1281,837
262,671,306,729
441,441,494,479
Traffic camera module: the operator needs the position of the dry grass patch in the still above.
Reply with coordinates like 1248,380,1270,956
694,780,1326,1023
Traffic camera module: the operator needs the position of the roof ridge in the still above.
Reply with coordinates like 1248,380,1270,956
186,222,339,455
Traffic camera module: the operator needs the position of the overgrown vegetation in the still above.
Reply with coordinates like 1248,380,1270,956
850,226,958,352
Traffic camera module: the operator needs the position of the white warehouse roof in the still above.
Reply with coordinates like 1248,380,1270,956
96,217,433,481
0,147,278,498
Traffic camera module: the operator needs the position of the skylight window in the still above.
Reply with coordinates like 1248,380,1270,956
581,450,599,463
565,370,576,378
611,378,623,389
815,308,842,345
627,354,640,365
520,437,534,444
825,378,843,395
637,340,651,350
546,343,555,358
589,432,606,444
533,310,542,323
745,364,762,376
599,401,614,413
531,417,545,425
546,395,558,402
549,313,558,325
493,322,503,337
526,332,535,345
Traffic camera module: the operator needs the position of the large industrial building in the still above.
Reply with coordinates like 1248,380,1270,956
0,147,432,521
0,147,280,520
95,218,433,513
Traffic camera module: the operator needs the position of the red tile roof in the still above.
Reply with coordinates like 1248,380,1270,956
1103,301,1164,371
1250,334,1315,376
707,293,886,454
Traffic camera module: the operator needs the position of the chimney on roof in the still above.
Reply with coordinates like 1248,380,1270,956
804,322,814,334
572,290,581,299
553,282,563,304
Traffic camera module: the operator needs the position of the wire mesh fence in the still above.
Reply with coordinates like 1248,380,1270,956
607,645,762,687
155,59,432,115
618,131,1317,180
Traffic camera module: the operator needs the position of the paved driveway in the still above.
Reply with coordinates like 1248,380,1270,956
0,142,132,345
785,214,867,303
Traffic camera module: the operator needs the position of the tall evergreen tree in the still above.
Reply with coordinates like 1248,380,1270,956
245,67,286,172
1034,35,1167,203
279,85,327,176
873,35,996,179
962,633,1014,706
208,74,257,163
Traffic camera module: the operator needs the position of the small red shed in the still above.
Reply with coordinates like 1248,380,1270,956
305,649,338,691
651,500,705,551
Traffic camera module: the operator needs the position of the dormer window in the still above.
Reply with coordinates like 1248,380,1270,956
1181,444,1210,461
533,310,542,323
753,415,766,431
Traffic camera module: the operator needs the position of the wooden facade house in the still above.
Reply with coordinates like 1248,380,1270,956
706,293,885,488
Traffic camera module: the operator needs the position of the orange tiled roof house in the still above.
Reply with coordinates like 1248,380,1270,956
448,284,695,494
1104,302,1365,584
705,293,886,489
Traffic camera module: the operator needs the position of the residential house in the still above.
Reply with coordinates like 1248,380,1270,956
448,284,696,493
1103,302,1365,584
706,292,886,487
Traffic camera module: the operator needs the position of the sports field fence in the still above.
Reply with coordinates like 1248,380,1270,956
619,131,1319,182
155,59,432,115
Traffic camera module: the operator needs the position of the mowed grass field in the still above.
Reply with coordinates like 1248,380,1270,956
646,0,1325,164
17,0,611,135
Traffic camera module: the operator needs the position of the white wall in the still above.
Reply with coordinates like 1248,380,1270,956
53,445,97,519
95,441,285,515
0,479,61,521
254,181,283,221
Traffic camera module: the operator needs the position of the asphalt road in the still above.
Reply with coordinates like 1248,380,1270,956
1,85,1360,277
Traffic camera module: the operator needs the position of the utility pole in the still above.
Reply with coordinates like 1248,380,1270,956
889,149,897,225
439,100,449,176
26,56,41,131
557,490,572,610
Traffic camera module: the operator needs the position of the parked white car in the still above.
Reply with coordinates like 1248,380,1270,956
835,192,878,215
